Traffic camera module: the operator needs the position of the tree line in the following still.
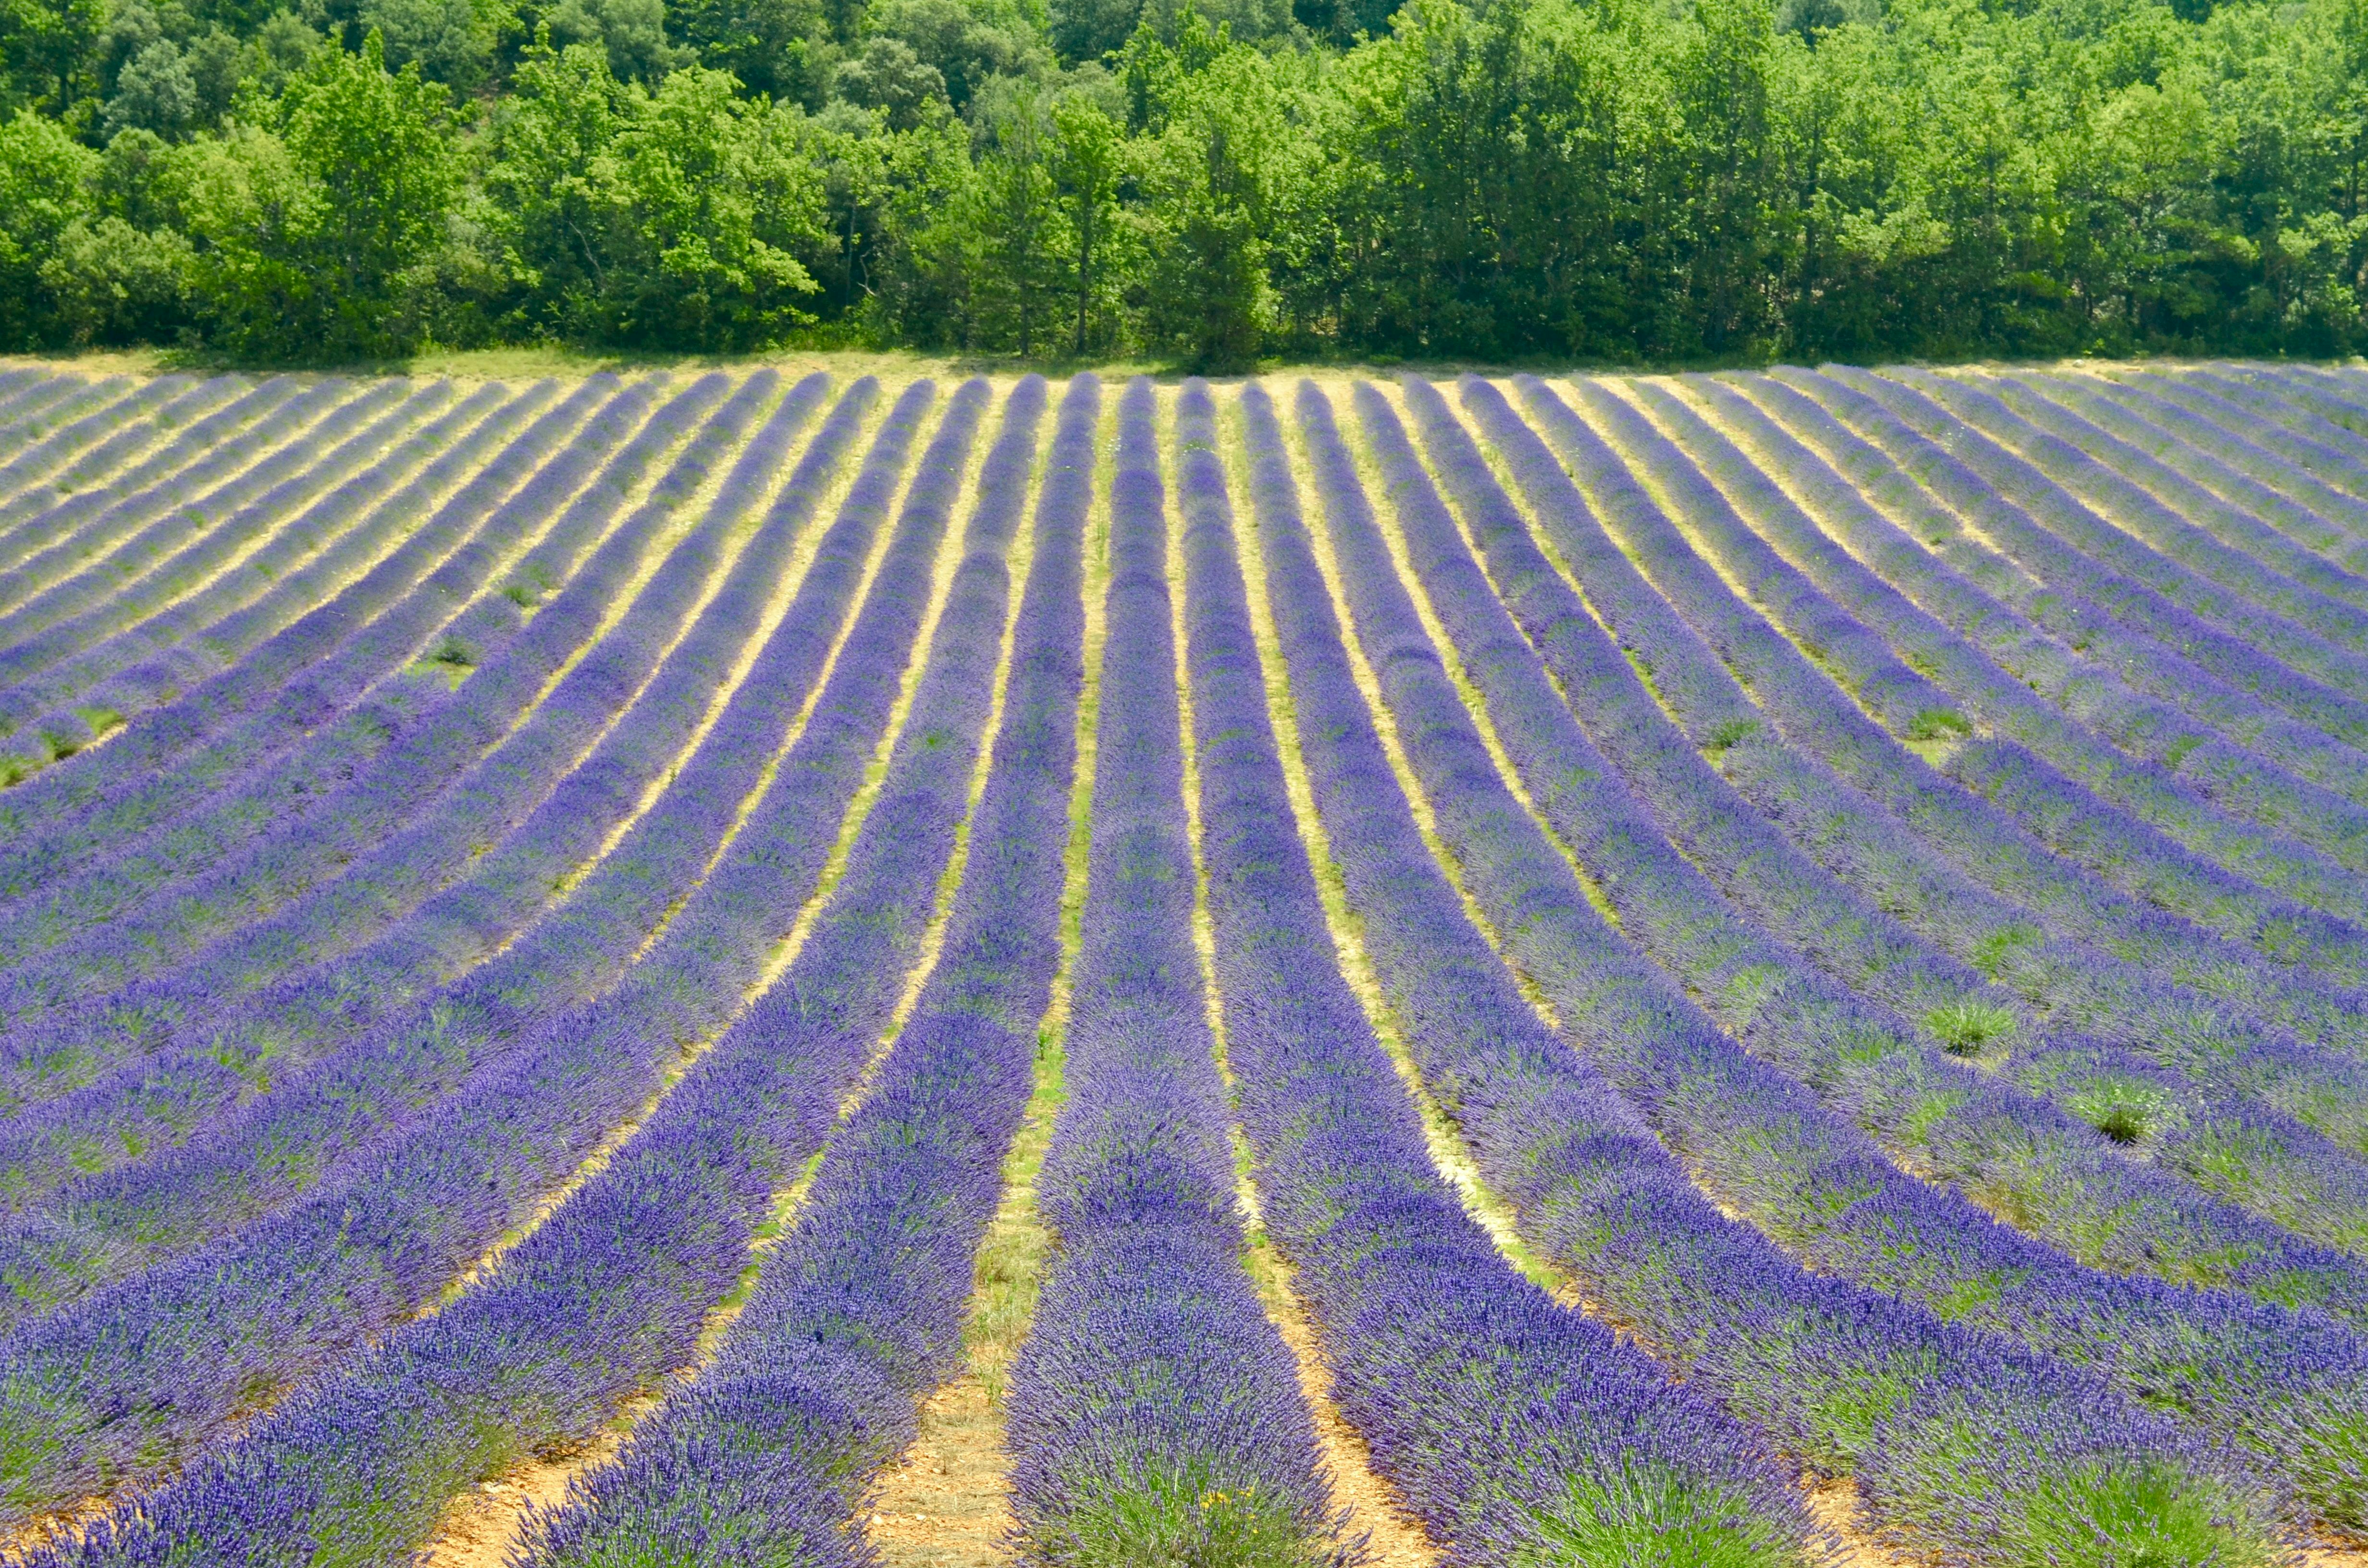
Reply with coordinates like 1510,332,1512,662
0,0,2364,368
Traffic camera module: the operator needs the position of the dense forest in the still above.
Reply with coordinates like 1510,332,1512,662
0,0,2362,366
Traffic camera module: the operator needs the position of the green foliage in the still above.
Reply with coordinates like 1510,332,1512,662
358,0,506,91
0,0,2366,364
1021,1464,1342,1568
869,0,1048,108
483,37,827,345
831,35,948,123
962,79,1068,350
0,109,99,346
1128,12,1303,368
1048,86,1121,350
1904,708,1972,741
1922,999,2018,1055
594,64,826,342
155,31,457,357
105,38,199,133
2055,1073,2180,1146
1506,1464,1817,1568
0,0,105,116
1923,1453,2282,1568
664,0,821,98
1049,0,1136,64
543,0,683,82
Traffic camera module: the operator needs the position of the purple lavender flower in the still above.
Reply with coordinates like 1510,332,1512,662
1001,378,1349,1568
18,381,1050,1568
0,376,626,876
1179,377,1820,1567
0,381,542,781
1382,374,2368,1286
516,373,1091,1568
1269,376,2333,1551
0,386,995,1533
1825,365,2368,707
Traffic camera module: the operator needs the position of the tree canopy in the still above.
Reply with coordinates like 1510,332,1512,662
0,0,2362,366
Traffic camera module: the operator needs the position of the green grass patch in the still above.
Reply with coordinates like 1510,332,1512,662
1922,999,2017,1056
1506,1462,1816,1568
1903,708,1971,742
1985,1456,2282,1568
1969,923,2043,982
1705,717,1759,754
1021,1463,1341,1568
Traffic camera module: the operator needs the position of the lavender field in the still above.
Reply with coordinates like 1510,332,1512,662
2,360,2368,1568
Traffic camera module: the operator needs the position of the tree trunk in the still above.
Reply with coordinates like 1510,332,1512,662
1075,215,1092,356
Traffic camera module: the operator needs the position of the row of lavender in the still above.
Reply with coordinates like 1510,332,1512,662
517,374,1092,1568
0,375,828,1231
1,360,2367,1566
0,374,971,1521
0,365,1270,1568
26,374,1046,1566
0,378,886,1349
1288,365,2368,1563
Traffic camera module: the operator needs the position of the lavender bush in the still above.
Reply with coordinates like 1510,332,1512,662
1822,367,2368,706
0,378,243,561
0,359,2359,1568
1561,374,2368,922
0,381,533,779
0,383,985,1532
2003,373,2368,568
1714,370,2368,1014
0,378,840,1201
516,373,1093,1568
1003,377,1349,1568
0,380,421,649
1179,378,1821,1568
1385,377,2368,1280
1638,376,2368,884
0,374,738,1029
23,379,1045,1568
0,381,938,1334
0,376,629,878
1891,368,2368,645
1504,378,2368,1173
0,377,219,547
1244,380,2293,1565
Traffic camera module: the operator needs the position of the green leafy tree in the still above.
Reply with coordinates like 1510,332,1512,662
104,37,197,135
1129,11,1298,368
282,30,456,336
7,0,2368,366
47,125,194,343
0,108,96,345
839,93,981,341
172,30,456,357
832,36,947,126
1315,0,1640,358
0,0,104,118
481,31,625,333
960,81,1065,350
867,0,1047,109
1048,0,1135,66
1669,0,1780,356
247,11,323,96
487,51,833,346
358,0,505,92
666,0,823,104
1048,87,1119,352
543,0,684,83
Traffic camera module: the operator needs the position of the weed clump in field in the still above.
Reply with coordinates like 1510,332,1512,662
1501,1463,1817,1568
1924,1000,2017,1057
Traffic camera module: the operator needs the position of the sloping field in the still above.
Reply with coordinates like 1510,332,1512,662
1,360,2368,1566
